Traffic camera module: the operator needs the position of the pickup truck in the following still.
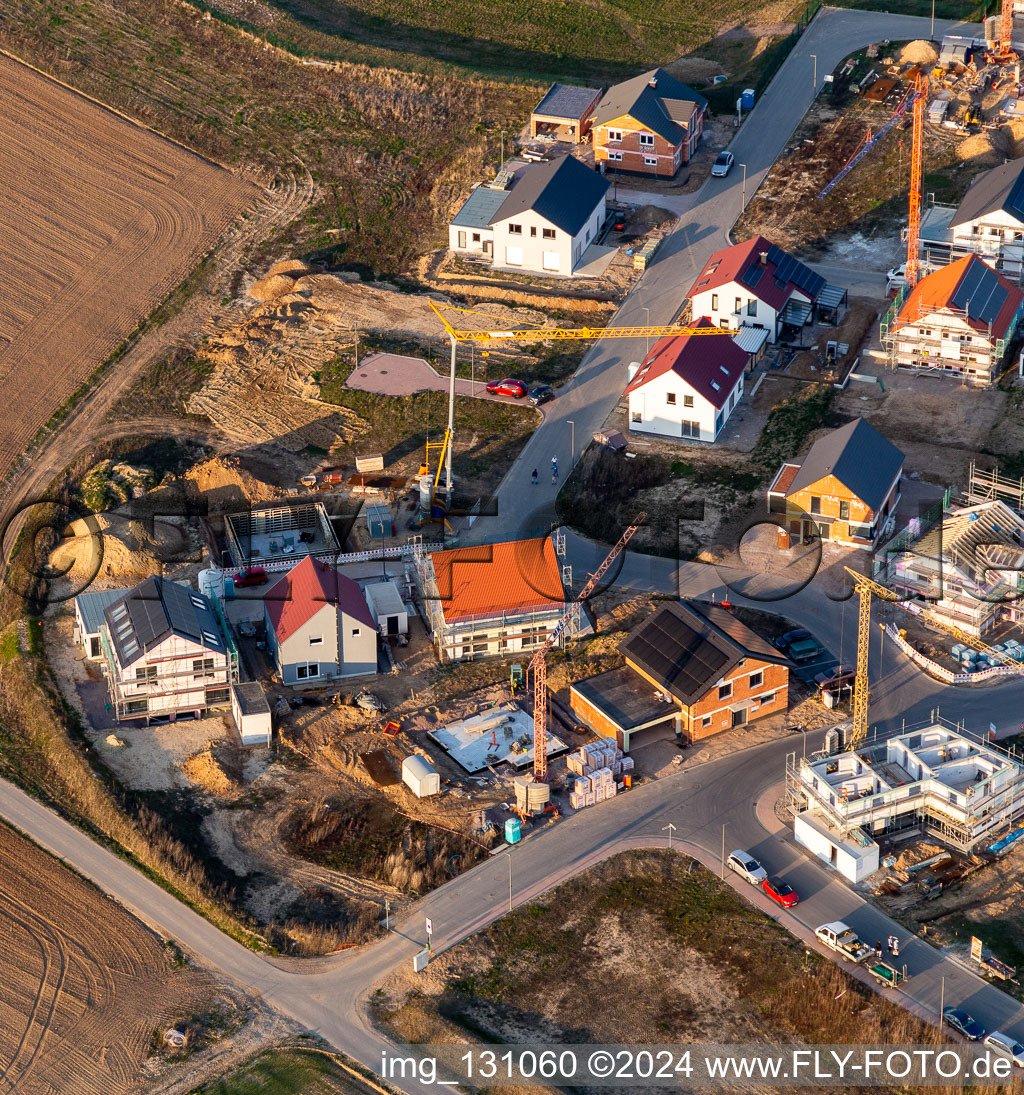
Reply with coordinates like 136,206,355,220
815,921,873,963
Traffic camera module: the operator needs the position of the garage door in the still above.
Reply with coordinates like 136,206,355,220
542,250,561,271
505,245,523,266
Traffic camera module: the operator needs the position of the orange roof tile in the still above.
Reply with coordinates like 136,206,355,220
429,538,565,622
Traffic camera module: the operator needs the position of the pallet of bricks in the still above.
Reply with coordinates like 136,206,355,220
567,740,634,810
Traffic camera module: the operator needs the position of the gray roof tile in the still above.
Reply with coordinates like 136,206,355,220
593,68,707,145
532,82,602,121
489,155,608,236
104,576,224,667
786,418,904,511
951,158,1024,228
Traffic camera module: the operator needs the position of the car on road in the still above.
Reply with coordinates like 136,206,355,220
486,378,527,398
815,664,854,687
943,1007,985,1041
234,566,268,587
787,637,822,663
528,385,554,406
726,850,767,885
711,151,735,177
762,877,799,907
775,628,811,650
887,263,909,293
983,1031,1024,1067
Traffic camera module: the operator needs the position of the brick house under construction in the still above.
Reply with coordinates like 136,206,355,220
881,254,1024,384
570,601,789,751
413,538,570,662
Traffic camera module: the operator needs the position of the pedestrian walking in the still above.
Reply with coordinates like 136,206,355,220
892,937,900,958
875,940,883,960
531,468,538,486
551,456,558,478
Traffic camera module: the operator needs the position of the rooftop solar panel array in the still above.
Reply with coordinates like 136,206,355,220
740,263,764,288
951,260,1008,326
1008,172,1024,222
622,610,730,703
766,244,825,299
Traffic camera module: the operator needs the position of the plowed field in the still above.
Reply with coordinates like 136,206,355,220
0,52,255,475
0,822,216,1094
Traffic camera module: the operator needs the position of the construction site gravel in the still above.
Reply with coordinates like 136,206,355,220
0,50,256,476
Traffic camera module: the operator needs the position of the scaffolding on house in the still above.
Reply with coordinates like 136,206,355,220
411,545,570,662
99,626,239,722
965,460,1024,511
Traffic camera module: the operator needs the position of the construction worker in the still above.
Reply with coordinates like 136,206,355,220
531,468,538,486
875,940,883,961
892,937,900,958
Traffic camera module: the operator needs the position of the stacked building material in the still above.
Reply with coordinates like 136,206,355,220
568,740,631,808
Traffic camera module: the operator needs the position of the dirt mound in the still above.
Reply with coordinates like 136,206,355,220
50,513,165,584
249,273,296,301
958,133,999,164
182,743,243,796
664,57,725,84
184,454,281,506
900,40,938,65
267,258,311,278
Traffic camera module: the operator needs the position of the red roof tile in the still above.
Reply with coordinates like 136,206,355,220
623,328,749,408
429,538,565,622
687,235,821,313
265,556,374,641
894,254,1023,340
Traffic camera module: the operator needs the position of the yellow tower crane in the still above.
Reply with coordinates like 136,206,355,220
428,301,728,506
844,566,1024,750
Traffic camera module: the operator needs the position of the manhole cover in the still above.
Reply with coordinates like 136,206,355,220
380,369,388,374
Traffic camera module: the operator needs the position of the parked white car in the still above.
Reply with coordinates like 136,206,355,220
726,850,767,885
711,151,735,177
886,263,906,292
983,1031,1024,1068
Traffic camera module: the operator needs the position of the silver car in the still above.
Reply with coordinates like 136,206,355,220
711,151,735,177
983,1031,1024,1068
727,850,768,885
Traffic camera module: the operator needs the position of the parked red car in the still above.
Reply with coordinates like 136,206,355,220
486,378,527,398
234,566,269,587
762,877,799,908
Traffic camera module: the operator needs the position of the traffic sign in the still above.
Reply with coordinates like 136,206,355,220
425,917,433,936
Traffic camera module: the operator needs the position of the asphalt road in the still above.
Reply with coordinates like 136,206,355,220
468,6,979,547
4,8,1020,1094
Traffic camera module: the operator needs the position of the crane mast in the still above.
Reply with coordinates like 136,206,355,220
527,513,646,781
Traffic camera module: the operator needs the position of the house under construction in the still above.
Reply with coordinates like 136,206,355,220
412,538,572,662
788,720,1024,881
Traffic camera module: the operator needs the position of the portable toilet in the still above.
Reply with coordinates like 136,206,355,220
741,88,755,110
505,818,522,845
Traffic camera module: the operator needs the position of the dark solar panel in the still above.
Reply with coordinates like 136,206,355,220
1009,173,1024,221
952,262,1007,325
741,264,764,287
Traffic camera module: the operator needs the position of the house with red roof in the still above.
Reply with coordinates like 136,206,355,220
687,236,846,344
413,538,569,662
883,254,1024,384
263,556,377,685
624,329,750,442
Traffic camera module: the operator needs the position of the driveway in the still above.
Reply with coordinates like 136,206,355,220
463,6,980,547
347,351,528,405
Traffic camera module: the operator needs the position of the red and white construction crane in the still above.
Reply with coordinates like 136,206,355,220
527,513,646,782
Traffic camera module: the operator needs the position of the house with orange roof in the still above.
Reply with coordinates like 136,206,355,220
413,538,569,662
882,254,1024,384
263,556,377,685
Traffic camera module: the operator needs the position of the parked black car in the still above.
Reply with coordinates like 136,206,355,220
528,385,554,406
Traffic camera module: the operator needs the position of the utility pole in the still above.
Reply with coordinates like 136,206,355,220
939,975,944,1023
930,0,935,41
721,824,726,878
662,822,677,850
567,420,575,469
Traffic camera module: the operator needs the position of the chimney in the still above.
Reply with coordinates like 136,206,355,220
648,76,658,88
760,250,768,265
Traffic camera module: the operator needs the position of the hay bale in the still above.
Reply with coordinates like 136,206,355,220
249,273,296,301
900,40,938,65
267,258,312,278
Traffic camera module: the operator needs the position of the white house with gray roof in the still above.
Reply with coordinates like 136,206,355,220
99,576,238,722
448,155,609,276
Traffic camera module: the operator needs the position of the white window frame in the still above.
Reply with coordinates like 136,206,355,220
607,151,623,162
607,129,623,142
296,663,320,680
643,156,658,166
666,392,676,405
309,635,323,647
457,230,466,248
749,670,763,689
639,133,655,147
683,394,694,408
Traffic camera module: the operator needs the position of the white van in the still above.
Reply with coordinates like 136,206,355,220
983,1031,1024,1068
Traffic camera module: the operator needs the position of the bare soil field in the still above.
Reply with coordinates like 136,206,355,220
0,51,255,476
0,821,220,1095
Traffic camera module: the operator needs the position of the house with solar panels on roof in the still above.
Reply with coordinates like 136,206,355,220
623,327,751,442
98,575,238,722
881,254,1024,384
919,158,1024,277
767,418,904,550
447,155,609,276
570,601,790,751
687,236,847,345
412,538,571,663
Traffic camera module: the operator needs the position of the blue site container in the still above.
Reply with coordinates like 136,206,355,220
504,818,522,845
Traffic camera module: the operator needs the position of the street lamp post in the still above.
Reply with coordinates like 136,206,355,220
505,852,513,913
811,55,817,94
930,0,935,41
567,420,575,469
642,306,651,355
740,163,747,212
662,822,677,851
